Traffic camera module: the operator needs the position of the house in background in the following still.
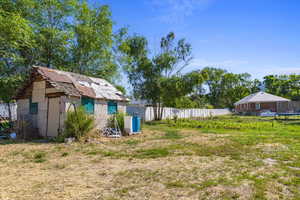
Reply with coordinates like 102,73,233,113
234,92,290,114
16,66,129,137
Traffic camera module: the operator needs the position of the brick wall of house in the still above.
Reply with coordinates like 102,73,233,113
235,102,277,113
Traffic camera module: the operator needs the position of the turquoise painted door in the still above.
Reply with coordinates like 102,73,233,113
132,116,140,132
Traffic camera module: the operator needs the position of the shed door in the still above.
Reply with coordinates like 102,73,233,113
47,97,60,137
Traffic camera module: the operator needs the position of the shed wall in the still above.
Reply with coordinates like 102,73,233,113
94,100,126,129
64,97,127,129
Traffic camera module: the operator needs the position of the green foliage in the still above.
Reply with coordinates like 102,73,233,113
161,130,183,140
33,151,47,163
120,32,205,119
107,112,127,133
134,148,170,159
1,0,123,96
264,74,300,101
70,2,118,81
199,67,261,108
0,121,10,132
0,6,33,104
115,85,126,95
167,117,276,131
61,152,69,157
63,106,95,140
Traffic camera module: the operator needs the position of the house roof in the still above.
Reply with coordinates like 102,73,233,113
234,92,290,105
19,66,129,101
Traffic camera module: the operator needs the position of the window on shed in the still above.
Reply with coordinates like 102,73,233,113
107,101,118,114
29,98,38,115
81,97,94,114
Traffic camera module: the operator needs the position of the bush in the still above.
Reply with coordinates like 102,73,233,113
62,106,95,140
107,112,127,133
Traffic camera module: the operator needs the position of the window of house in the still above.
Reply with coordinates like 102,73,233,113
29,98,38,115
255,103,261,110
107,101,118,114
81,97,94,114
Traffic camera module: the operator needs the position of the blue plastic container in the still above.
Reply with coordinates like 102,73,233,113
132,116,141,133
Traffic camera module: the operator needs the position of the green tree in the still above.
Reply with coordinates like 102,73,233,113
32,0,76,68
70,2,117,81
120,32,205,119
201,67,227,107
0,5,34,121
264,74,300,100
199,67,258,108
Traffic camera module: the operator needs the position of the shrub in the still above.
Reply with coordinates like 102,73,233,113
107,112,127,133
62,106,95,140
33,151,47,163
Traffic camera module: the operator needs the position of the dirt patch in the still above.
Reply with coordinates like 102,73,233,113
256,143,289,153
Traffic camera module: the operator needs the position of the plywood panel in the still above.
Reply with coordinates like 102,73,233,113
32,81,46,102
46,88,60,94
47,97,60,137
37,99,48,136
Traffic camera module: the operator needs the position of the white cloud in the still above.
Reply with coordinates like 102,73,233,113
149,0,215,24
261,67,300,75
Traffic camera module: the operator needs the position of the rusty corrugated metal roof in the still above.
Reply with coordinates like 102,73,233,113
34,66,129,101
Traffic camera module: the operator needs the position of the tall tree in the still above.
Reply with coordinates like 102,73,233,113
120,32,204,119
199,67,259,108
0,3,34,120
70,2,117,81
264,74,300,100
32,0,76,68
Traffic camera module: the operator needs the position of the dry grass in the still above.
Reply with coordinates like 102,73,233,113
0,117,300,200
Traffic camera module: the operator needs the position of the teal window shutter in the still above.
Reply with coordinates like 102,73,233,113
81,97,94,114
29,97,38,115
107,101,117,114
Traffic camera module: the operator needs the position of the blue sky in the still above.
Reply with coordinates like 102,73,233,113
95,0,300,80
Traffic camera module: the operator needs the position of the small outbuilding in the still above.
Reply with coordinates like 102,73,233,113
234,92,290,114
16,66,129,137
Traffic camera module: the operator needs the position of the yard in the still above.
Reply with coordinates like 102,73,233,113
1,115,300,200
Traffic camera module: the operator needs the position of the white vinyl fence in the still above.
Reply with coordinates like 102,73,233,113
0,103,17,120
127,106,231,122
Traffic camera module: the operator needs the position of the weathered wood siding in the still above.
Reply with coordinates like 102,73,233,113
64,97,127,129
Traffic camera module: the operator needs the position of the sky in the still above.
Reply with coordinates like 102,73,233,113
94,0,300,80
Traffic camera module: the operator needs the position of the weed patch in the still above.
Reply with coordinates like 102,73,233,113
133,148,170,159
123,140,140,145
33,151,47,163
161,130,183,140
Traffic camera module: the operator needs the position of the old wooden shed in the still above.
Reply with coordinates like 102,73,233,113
15,66,129,137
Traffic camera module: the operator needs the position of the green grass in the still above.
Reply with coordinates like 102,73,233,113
133,148,170,159
123,139,140,145
160,130,183,140
61,152,69,157
33,151,47,163
2,115,300,200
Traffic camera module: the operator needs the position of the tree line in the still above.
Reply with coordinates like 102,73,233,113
1,0,299,120
1,0,123,102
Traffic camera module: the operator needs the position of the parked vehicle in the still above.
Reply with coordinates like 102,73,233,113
260,110,277,117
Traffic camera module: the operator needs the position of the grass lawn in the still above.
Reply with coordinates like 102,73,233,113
1,115,300,199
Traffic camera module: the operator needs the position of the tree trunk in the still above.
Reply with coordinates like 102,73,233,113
160,105,164,120
153,103,158,120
